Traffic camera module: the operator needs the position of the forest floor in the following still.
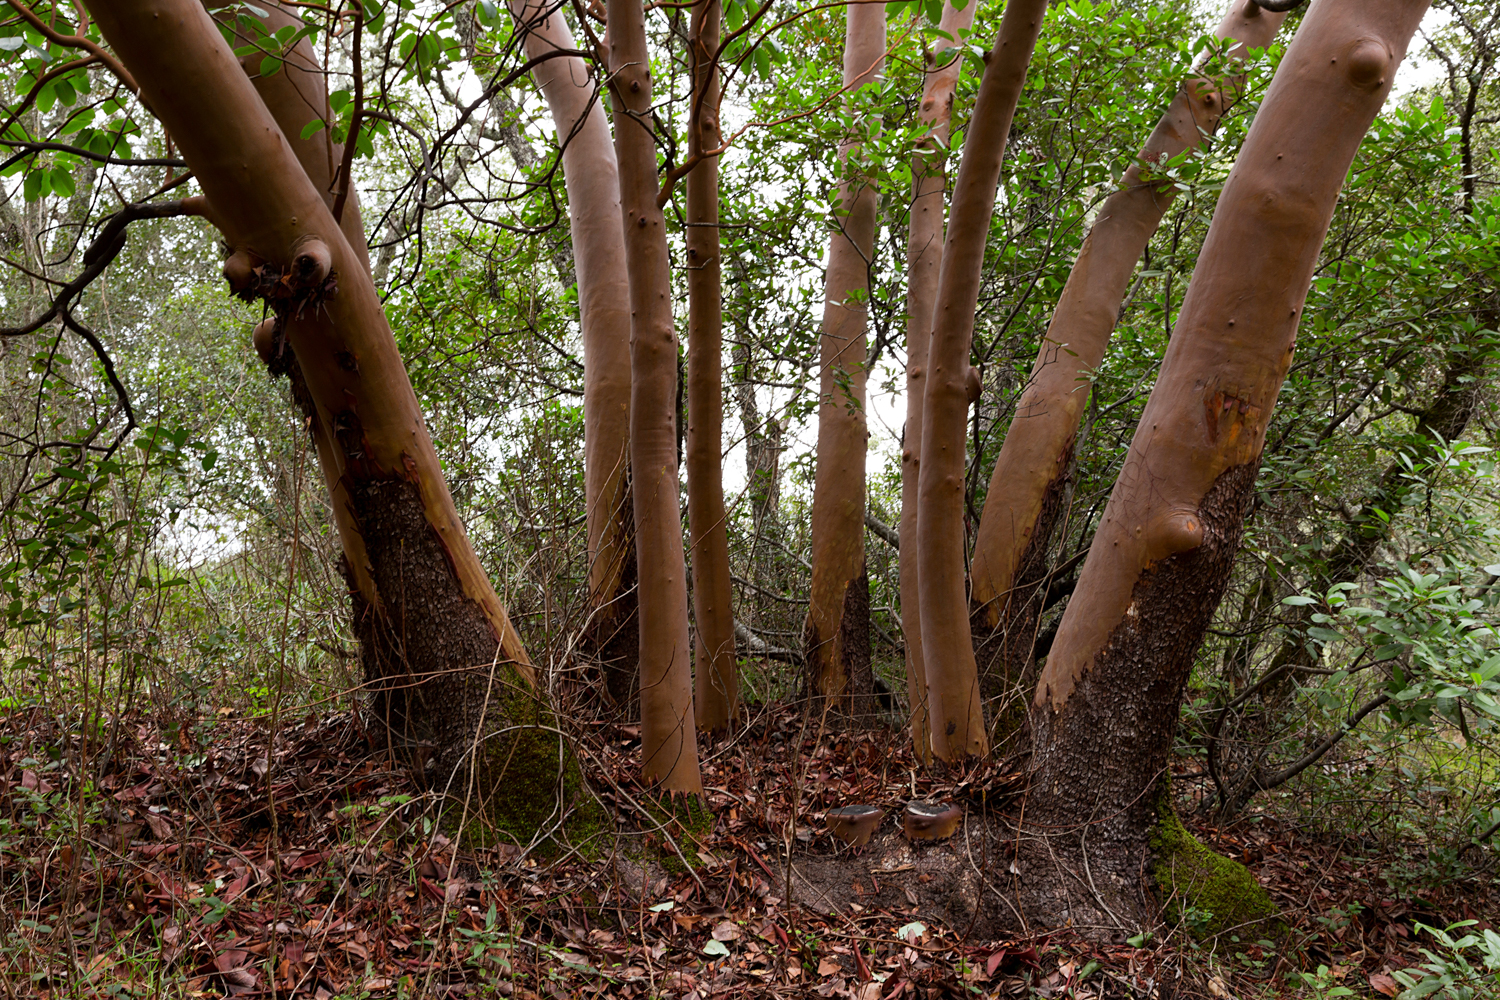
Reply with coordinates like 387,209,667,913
1,703,1496,1000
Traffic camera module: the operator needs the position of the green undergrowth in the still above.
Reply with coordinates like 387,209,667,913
1151,792,1282,944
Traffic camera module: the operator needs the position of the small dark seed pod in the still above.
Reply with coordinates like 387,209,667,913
903,801,962,842
826,805,883,847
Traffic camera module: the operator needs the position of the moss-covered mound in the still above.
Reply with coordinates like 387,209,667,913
438,683,610,857
1150,803,1282,943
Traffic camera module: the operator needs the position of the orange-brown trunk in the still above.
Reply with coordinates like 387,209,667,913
1022,0,1427,928
89,0,535,769
509,0,638,702
900,0,977,762
606,0,703,793
915,0,1048,762
968,0,1287,705
685,0,737,734
804,0,885,714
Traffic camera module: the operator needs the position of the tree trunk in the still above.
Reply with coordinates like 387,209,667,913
685,0,737,734
606,0,704,793
804,0,885,715
900,0,978,763
968,0,1287,719
87,0,577,839
509,0,638,706
916,0,1048,762
220,4,372,271
1023,0,1427,931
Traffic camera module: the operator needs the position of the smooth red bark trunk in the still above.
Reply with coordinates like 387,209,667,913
606,0,703,792
915,0,1048,761
804,0,885,714
1022,0,1428,929
685,0,737,734
509,0,638,703
968,0,1287,705
900,0,978,762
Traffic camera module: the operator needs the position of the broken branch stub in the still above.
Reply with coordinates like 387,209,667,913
903,801,962,841
826,804,883,846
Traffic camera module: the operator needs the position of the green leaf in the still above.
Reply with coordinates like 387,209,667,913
702,938,729,957
1282,595,1318,606
49,168,74,198
300,118,327,139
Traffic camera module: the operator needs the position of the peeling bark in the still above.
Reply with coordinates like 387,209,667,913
804,0,885,716
508,0,638,705
900,0,978,764
916,0,1048,762
1026,0,1428,929
685,0,737,734
969,0,1288,711
606,0,703,793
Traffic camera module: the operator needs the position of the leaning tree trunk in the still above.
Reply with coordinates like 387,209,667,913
86,0,580,839
685,0,738,734
804,0,885,715
968,0,1287,713
1021,0,1428,931
509,0,638,705
915,0,1048,762
900,0,978,763
606,0,704,793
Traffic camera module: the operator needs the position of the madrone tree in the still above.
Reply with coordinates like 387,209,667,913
84,0,572,837
804,0,885,713
968,0,1288,707
1019,0,1430,929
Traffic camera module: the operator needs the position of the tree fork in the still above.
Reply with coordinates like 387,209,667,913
509,0,638,706
804,0,884,715
915,0,1048,762
685,0,737,734
900,0,978,763
968,0,1288,714
1024,0,1428,931
606,0,704,793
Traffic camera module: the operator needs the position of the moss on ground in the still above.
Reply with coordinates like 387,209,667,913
442,677,610,858
1150,791,1281,943
639,790,714,871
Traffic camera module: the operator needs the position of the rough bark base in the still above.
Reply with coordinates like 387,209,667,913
973,463,1070,747
342,477,589,849
586,514,640,714
803,568,877,722
780,799,1276,944
1022,462,1260,932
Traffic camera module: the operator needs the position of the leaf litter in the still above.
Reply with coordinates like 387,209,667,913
0,702,1495,998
